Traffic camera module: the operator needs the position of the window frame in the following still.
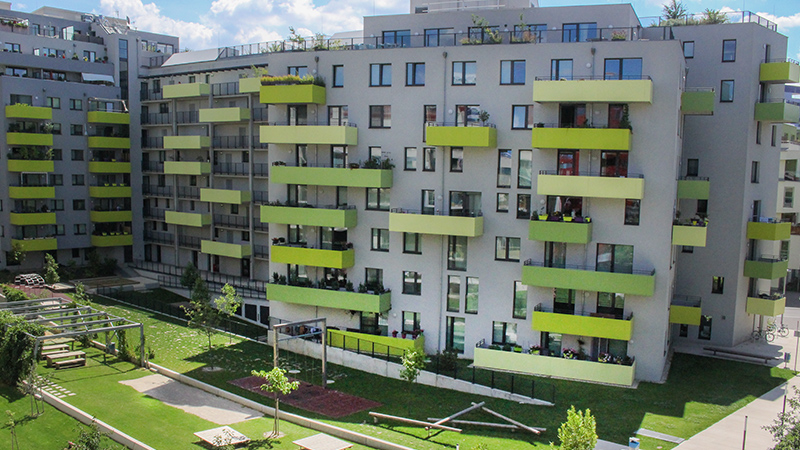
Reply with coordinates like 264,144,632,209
403,232,421,254
720,80,734,102
370,63,392,87
332,65,344,88
405,62,425,86
683,41,694,59
722,39,736,62
404,147,417,171
496,192,509,212
371,228,390,252
495,236,521,262
450,147,464,173
511,105,534,130
366,188,390,211
624,199,640,226
402,271,422,295
500,60,526,85
452,61,477,86
369,105,391,128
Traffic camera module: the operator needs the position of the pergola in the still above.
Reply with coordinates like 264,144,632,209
0,297,145,367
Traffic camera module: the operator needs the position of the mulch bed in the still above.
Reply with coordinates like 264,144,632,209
230,376,382,418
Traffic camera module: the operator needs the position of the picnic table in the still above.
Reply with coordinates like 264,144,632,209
293,433,353,450
46,350,86,368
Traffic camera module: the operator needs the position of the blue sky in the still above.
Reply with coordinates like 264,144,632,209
11,0,800,59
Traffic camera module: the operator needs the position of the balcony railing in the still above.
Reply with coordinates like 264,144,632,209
141,161,164,172
252,191,269,204
389,208,482,218
142,137,164,149
176,186,200,199
142,185,173,196
533,75,651,82
144,231,174,245
671,295,702,308
131,259,266,296
211,81,240,96
143,208,167,220
176,111,199,124
253,107,268,122
213,136,249,149
214,162,250,176
523,259,655,276
214,213,250,229
178,235,202,249
254,163,269,176
253,245,269,258
539,169,644,179
141,112,171,125
140,90,163,101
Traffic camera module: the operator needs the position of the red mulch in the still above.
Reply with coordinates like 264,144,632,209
14,286,72,301
230,376,382,418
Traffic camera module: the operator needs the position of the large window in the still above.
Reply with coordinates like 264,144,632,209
288,66,308,77
722,39,736,62
492,322,517,345
495,237,521,262
512,105,534,130
500,60,526,85
562,23,597,42
517,194,531,219
624,199,640,226
423,147,436,171
550,59,573,80
596,243,633,274
455,105,480,126
452,61,477,85
369,105,391,128
597,293,625,319
448,236,468,271
497,149,512,187
720,80,734,102
554,289,575,314
496,193,509,212
445,317,465,353
447,276,460,312
466,277,479,314
601,151,628,177
371,228,390,251
425,28,454,47
518,150,533,188
403,271,422,295
603,58,643,80
513,281,527,319
406,63,425,86
370,63,392,87
328,106,348,125
365,268,383,290
404,147,417,170
383,30,410,47
366,188,390,211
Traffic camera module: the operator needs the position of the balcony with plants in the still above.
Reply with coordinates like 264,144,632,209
88,150,131,173
9,173,55,199
259,74,326,104
672,213,708,247
531,115,632,151
529,198,592,244
270,158,393,188
425,114,497,148
7,147,54,172
90,198,132,223
5,104,52,120
7,121,54,146
532,303,634,341
87,124,130,149
10,200,56,225
87,100,129,124
266,272,391,314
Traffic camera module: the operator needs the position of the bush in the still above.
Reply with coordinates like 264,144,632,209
431,348,459,372
2,285,29,303
0,310,45,385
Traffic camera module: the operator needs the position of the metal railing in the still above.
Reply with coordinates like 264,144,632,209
140,90,163,101
639,11,776,30
141,161,164,172
534,302,632,321
671,295,701,307
533,75,651,81
539,169,644,179
178,235,202,249
141,112,171,125
176,186,200,199
214,163,250,176
144,230,174,245
214,214,250,229
523,259,656,276
746,255,788,263
142,208,167,220
253,164,269,176
211,81,240,96
213,136,249,149
685,87,715,93
252,191,269,204
130,260,266,297
390,207,482,217
253,245,269,258
142,137,164,149
253,107,268,122
176,111,199,124
426,121,496,128
142,184,172,196
678,176,710,181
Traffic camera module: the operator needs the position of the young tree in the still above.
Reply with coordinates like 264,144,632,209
72,282,90,306
551,406,597,450
215,284,243,343
661,0,687,20
180,262,201,292
9,242,26,266
6,410,19,450
251,367,299,438
44,253,60,285
701,8,729,24
399,349,426,414
765,386,800,450
182,278,219,353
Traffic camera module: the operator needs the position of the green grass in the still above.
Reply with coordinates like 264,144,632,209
113,288,189,305
82,293,795,450
0,383,122,449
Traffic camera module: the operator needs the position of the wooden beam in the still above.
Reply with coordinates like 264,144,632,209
480,406,541,435
427,418,546,432
368,412,462,433
433,401,485,426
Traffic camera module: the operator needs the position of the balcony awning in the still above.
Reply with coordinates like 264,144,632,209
81,73,115,83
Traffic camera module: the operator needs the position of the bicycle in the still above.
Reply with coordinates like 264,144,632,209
752,328,776,342
766,319,790,338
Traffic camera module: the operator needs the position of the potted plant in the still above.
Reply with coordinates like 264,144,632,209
530,345,542,355
611,30,627,41
562,348,578,359
478,110,490,126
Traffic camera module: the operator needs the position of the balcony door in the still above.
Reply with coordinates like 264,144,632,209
553,288,575,314
288,105,307,125
596,243,633,274
600,151,628,177
597,292,624,319
450,191,481,217
559,104,586,128
544,242,566,268
557,150,579,175
331,146,347,168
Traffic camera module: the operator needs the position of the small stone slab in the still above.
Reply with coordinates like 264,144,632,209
635,428,685,444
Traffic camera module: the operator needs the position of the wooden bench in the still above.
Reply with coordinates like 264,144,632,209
54,358,85,369
41,349,70,360
42,344,69,352
704,346,782,364
46,351,86,367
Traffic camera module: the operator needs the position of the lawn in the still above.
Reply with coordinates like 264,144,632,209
78,291,796,450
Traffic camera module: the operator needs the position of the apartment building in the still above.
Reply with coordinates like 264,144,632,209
0,4,176,269
3,0,798,386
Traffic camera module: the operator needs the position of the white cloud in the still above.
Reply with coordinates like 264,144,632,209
755,11,800,30
99,0,218,49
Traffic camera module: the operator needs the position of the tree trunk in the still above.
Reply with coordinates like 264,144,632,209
274,397,280,437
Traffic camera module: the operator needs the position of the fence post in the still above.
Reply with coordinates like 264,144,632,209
491,371,495,389
472,366,475,384
511,375,515,395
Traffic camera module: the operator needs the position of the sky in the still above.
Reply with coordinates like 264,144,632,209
9,0,800,59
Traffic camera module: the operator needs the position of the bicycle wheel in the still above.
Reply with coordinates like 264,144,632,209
779,326,790,338
766,331,776,342
752,330,761,341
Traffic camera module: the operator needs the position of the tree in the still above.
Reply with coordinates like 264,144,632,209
180,262,201,292
701,8,729,24
661,0,687,20
215,284,242,343
44,253,60,285
251,367,299,438
551,406,597,450
0,310,45,386
72,282,90,306
182,278,219,353
765,386,800,450
399,349,426,414
8,241,26,265
6,410,19,450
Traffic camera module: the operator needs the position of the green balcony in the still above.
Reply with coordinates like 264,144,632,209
90,210,133,223
755,102,800,123
198,107,250,123
6,105,52,120
9,186,55,199
531,127,631,151
746,296,786,317
87,111,130,124
164,161,211,175
677,179,710,200
201,240,252,259
260,205,357,228
89,186,132,198
473,347,635,387
528,220,592,244
9,212,56,226
270,245,355,269
260,125,358,146
7,133,53,147
7,160,54,172
88,161,131,173
537,174,644,200
270,166,393,188
163,135,211,149
425,126,497,148
88,136,130,149
532,79,653,103
760,61,800,84
239,78,262,94
522,263,655,296
669,303,702,326
681,91,715,115
672,225,707,247
165,211,211,227
200,188,251,204
260,84,326,104
388,211,483,237
532,310,633,341
91,234,133,247
12,238,57,252
162,83,210,99
266,284,391,314
747,221,791,241
743,258,789,279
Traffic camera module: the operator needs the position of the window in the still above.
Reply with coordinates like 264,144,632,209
46,97,60,109
785,188,794,208
455,105,480,126
597,293,625,319
497,149,512,188
751,161,760,183
328,106,348,125
73,199,85,210
468,25,500,44
712,277,724,294
369,147,382,160
550,59,573,80
3,42,19,52
554,288,575,313
452,61,477,85
332,65,344,87
10,94,32,105
497,193,509,212
465,277,479,314
71,149,84,161
686,159,699,177
445,317,465,353
512,105,534,129
406,63,425,86
288,66,308,77
69,99,82,110
71,174,84,186
756,122,762,144
422,190,435,214
500,60,525,85
495,237,521,262
425,28,454,47
370,64,392,87
596,243,633,273
450,148,463,172
50,124,61,135
562,22,597,42
369,105,391,128
518,150,533,188
73,224,86,235
513,23,545,43
423,147,436,171
403,232,421,254
603,58,643,80
51,149,62,160
402,311,420,333
624,199,640,225
448,236,467,271
403,271,422,295
404,148,417,170
492,322,517,345
720,80,734,102
600,151,628,177
683,41,694,58
722,39,736,62
50,199,63,210
772,125,778,147
383,30,410,47
517,194,531,219
371,228,390,251
70,124,83,136
447,276,460,312
366,268,383,290
366,188,390,211
513,281,527,319
682,246,694,253
698,315,712,340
